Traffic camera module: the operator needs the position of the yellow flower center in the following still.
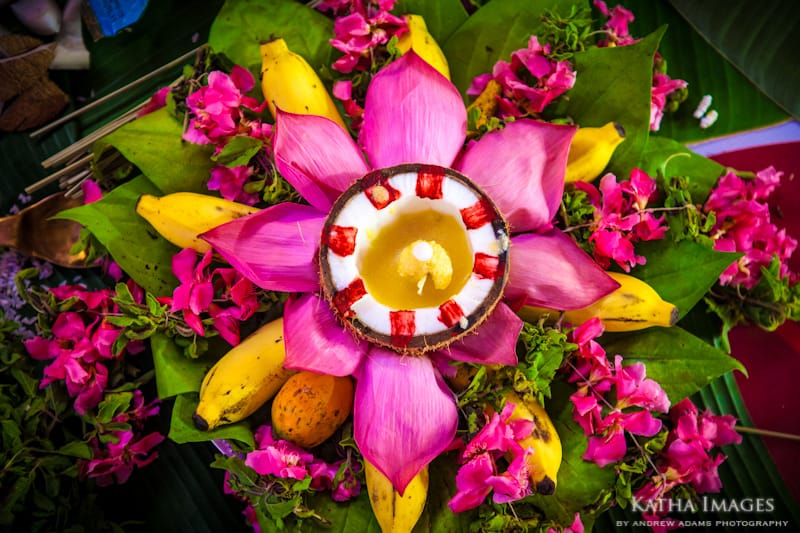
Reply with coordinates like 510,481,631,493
359,209,472,309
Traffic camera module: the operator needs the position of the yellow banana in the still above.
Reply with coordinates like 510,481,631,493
260,38,346,129
136,192,259,254
365,459,428,533
565,121,626,183
193,318,296,431
501,391,562,495
396,14,450,80
519,272,679,332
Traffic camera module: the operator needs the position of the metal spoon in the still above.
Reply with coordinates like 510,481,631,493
0,192,88,268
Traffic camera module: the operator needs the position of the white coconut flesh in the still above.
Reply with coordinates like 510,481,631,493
319,164,509,353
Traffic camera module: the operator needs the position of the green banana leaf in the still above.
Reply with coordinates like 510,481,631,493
1,0,798,532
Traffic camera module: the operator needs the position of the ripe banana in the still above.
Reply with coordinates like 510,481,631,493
365,459,428,533
260,38,347,129
502,391,562,495
396,14,450,80
518,272,679,332
193,318,295,431
136,192,259,254
565,121,626,183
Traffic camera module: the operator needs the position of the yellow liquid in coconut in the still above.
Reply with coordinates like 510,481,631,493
359,209,473,309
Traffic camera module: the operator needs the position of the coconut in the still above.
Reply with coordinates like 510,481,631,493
319,164,509,354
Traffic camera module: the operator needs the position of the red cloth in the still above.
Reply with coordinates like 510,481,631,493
710,141,800,503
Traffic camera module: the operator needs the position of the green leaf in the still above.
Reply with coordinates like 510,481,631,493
93,108,214,194
168,393,255,448
208,0,334,74
394,0,469,42
632,239,739,318
304,491,380,533
57,441,93,460
212,136,265,168
639,136,725,201
96,391,134,424
442,0,582,96
601,327,746,403
151,333,215,399
621,0,789,142
55,176,178,296
558,27,665,177
667,0,798,117
526,379,616,525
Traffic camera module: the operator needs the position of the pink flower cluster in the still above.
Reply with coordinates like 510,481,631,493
164,248,259,346
704,166,797,289
322,0,407,74
469,36,576,117
566,319,671,467
448,403,534,513
243,425,361,502
183,66,271,204
593,0,636,47
573,169,668,271
634,398,741,527
24,281,146,415
593,0,687,131
79,389,164,486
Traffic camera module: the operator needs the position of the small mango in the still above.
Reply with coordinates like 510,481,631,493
271,371,354,449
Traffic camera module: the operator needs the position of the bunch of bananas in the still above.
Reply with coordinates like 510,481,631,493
135,192,258,253
565,121,626,183
519,271,679,332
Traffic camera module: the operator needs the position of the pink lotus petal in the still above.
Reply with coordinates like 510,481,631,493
354,347,458,493
455,119,575,233
274,110,369,212
201,203,325,292
505,230,619,309
439,302,521,366
283,293,368,376
360,52,466,168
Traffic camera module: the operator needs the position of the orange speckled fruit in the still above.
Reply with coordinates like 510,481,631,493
271,371,354,449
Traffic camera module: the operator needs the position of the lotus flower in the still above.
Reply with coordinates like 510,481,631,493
203,51,618,493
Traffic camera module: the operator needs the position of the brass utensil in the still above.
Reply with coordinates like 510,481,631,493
0,192,88,268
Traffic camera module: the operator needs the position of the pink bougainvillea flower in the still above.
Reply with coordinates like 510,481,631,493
81,429,164,486
203,52,618,493
449,402,535,512
704,166,797,288
574,169,668,271
207,164,260,205
650,73,688,131
468,36,576,118
567,319,670,467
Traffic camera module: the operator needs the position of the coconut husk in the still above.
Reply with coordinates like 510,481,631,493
0,37,57,101
0,77,69,132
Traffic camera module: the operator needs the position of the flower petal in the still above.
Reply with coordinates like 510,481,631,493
283,293,368,376
354,347,458,493
505,230,619,309
360,51,466,168
455,119,575,233
274,110,369,212
201,203,325,292
439,302,521,366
